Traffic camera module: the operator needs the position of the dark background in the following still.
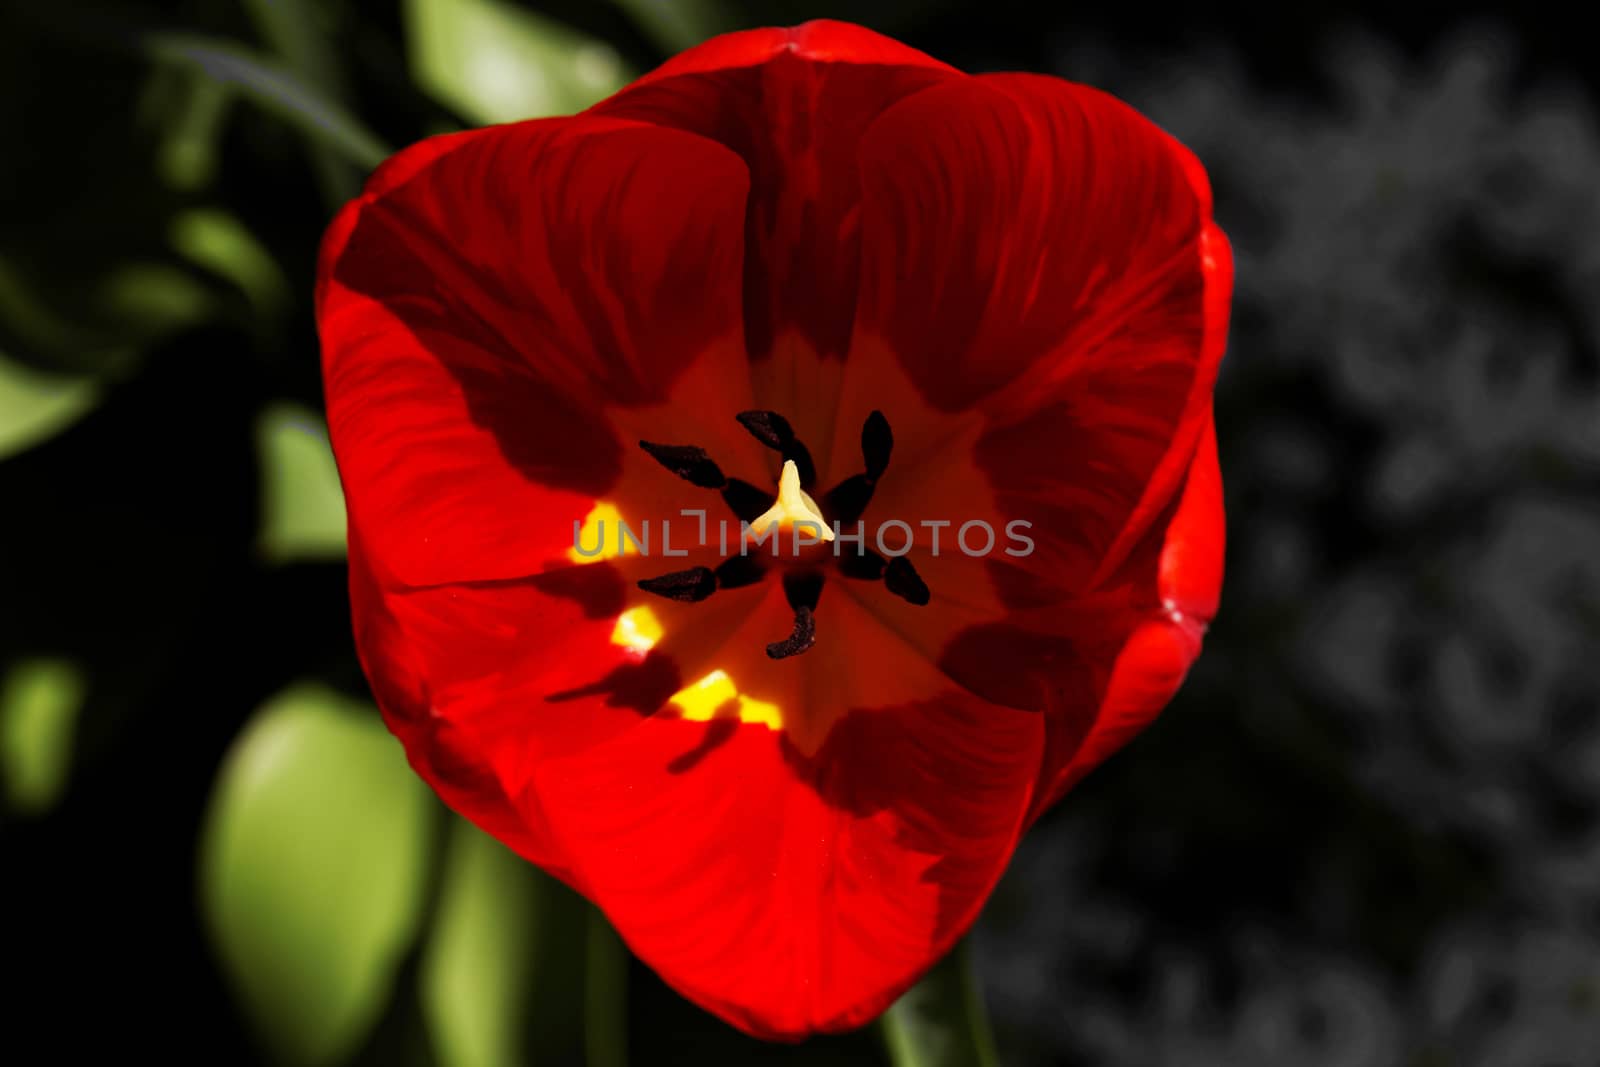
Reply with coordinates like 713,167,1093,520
2,1,1597,1064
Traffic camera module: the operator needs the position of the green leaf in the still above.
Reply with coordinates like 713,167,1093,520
256,403,348,562
147,34,391,171
0,658,87,815
98,262,214,336
609,0,734,52
0,353,98,462
0,252,212,376
172,209,290,319
200,684,436,1066
150,70,233,191
242,0,362,204
419,820,546,1067
403,0,631,125
0,257,132,369
881,940,1000,1067
243,0,344,95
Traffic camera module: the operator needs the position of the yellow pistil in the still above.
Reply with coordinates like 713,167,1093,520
747,459,834,542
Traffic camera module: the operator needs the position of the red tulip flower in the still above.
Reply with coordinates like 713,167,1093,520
316,20,1231,1040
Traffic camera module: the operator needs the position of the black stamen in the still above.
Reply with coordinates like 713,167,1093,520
820,412,895,525
862,410,892,479
713,556,766,590
883,557,931,606
721,478,771,524
823,474,876,526
632,410,900,658
734,409,793,450
766,605,816,660
836,548,888,581
638,441,727,489
637,567,717,603
735,410,816,488
782,570,824,612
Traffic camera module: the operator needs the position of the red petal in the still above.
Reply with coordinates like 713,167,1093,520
317,116,750,588
844,73,1231,589
348,533,685,884
1029,415,1226,818
593,20,958,362
626,20,958,87
320,26,1233,1041
853,72,1214,408
1157,415,1225,624
534,670,1043,1038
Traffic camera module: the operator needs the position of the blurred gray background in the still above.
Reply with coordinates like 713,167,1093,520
974,17,1600,1067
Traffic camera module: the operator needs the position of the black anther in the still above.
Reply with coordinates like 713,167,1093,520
766,605,816,660
836,548,888,581
638,441,727,489
637,567,717,603
735,410,816,488
883,557,931,606
862,410,892,479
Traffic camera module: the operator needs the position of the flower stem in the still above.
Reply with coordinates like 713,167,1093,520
881,939,1000,1067
584,906,629,1067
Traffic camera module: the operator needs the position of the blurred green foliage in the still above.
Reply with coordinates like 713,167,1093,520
201,684,437,1066
148,33,391,173
880,942,999,1067
610,0,731,53
420,821,548,1067
0,657,87,813
0,354,99,461
405,0,631,124
256,403,347,561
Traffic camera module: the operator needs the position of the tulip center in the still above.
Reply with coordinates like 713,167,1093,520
748,460,834,545
634,409,929,660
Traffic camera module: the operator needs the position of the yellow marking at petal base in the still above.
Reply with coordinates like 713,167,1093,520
748,459,833,542
609,607,662,655
670,669,783,731
609,612,780,728
567,501,634,562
